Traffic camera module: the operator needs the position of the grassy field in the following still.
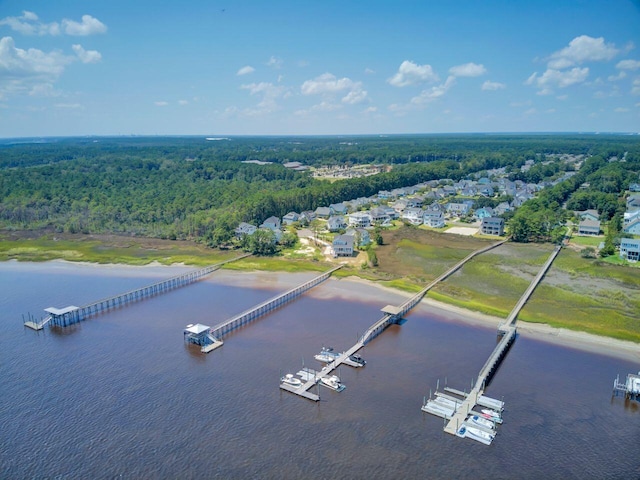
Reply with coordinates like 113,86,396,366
2,227,639,342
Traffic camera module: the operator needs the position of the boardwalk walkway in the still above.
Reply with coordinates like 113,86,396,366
441,244,562,437
24,254,251,330
207,266,343,348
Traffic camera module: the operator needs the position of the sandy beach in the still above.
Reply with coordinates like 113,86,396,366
205,269,640,364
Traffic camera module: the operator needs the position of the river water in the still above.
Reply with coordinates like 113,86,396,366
1,261,638,479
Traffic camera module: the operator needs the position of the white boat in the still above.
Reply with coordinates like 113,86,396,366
464,425,494,445
320,375,344,391
280,373,303,388
314,347,340,364
433,395,463,410
469,415,496,431
457,425,494,446
480,409,502,422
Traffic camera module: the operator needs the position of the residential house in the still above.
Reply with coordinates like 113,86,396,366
299,211,316,225
402,207,424,226
442,186,457,196
478,186,494,197
348,211,372,228
624,219,640,235
332,234,354,257
234,222,257,238
260,216,281,231
370,207,391,225
377,190,394,200
576,209,599,222
494,202,511,216
577,219,601,235
330,203,348,215
461,185,478,197
619,238,640,262
327,215,347,232
624,209,640,226
392,199,409,214
481,217,505,236
406,197,424,208
423,209,445,228
447,202,471,216
391,188,407,197
474,207,494,220
626,194,640,210
346,228,371,247
314,206,332,218
282,212,299,225
381,206,398,219
629,183,640,192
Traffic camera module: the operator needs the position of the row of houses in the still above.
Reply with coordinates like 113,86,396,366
623,194,640,235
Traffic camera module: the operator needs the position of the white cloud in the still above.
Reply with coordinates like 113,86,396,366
410,76,456,106
632,78,640,95
546,108,556,114
449,62,486,77
547,35,618,69
241,81,288,113
526,67,589,94
54,102,83,109
616,59,640,71
556,95,568,100
62,15,107,36
0,11,60,35
364,68,375,75
388,60,438,87
178,100,188,105
72,44,101,63
481,80,506,91
311,101,342,112
300,73,368,104
363,106,377,113
266,56,283,69
608,71,627,82
509,100,532,107
614,107,629,113
154,101,168,106
524,108,537,115
0,36,79,99
236,65,255,76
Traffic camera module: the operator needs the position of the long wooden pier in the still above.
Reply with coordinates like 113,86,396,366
439,244,562,438
281,240,506,401
205,265,343,351
24,254,251,330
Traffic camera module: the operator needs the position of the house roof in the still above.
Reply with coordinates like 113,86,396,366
579,219,601,228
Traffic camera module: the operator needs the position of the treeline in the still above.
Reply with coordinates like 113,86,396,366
1,135,639,246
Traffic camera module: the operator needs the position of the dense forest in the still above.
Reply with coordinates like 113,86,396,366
1,134,639,246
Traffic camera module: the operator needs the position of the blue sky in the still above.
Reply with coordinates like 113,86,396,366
0,0,639,137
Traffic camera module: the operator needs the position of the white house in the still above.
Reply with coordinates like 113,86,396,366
578,219,600,236
348,211,372,228
332,234,354,257
327,215,347,232
620,238,640,262
481,217,504,236
282,212,299,225
624,219,640,235
423,209,445,228
235,222,257,238
402,207,424,226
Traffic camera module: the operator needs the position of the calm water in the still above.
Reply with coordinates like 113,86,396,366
1,261,638,479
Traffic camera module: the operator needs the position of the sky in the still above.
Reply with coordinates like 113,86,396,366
0,0,639,137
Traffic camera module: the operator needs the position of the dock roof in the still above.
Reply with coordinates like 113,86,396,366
44,306,79,316
184,323,210,334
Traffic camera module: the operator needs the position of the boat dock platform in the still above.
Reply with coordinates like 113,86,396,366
613,372,640,401
281,240,507,402
423,245,561,443
24,254,250,330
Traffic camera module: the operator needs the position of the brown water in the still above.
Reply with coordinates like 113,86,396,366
1,261,639,479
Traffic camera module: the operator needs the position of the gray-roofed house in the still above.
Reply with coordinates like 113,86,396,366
623,219,640,235
481,217,504,236
620,238,640,262
423,209,445,228
577,219,601,236
282,212,299,225
235,222,257,238
332,234,354,257
576,209,599,222
346,228,371,247
260,216,281,231
327,215,347,232
402,207,424,225
315,206,332,218
348,211,372,228
330,203,348,215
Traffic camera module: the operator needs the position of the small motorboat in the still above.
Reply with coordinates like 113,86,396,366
480,409,502,422
315,347,340,364
348,354,366,366
469,415,496,431
280,373,303,388
320,375,344,391
463,425,494,445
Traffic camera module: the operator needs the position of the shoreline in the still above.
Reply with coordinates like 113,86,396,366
6,258,640,363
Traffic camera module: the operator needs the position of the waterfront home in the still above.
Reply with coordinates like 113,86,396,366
619,238,640,262
423,209,445,228
381,205,398,219
348,211,372,228
235,222,257,238
481,217,504,236
624,219,640,235
402,207,424,226
282,212,299,225
346,228,371,247
327,215,347,232
577,219,601,236
332,234,354,257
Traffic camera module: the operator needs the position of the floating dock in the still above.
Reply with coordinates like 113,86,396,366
613,372,640,401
